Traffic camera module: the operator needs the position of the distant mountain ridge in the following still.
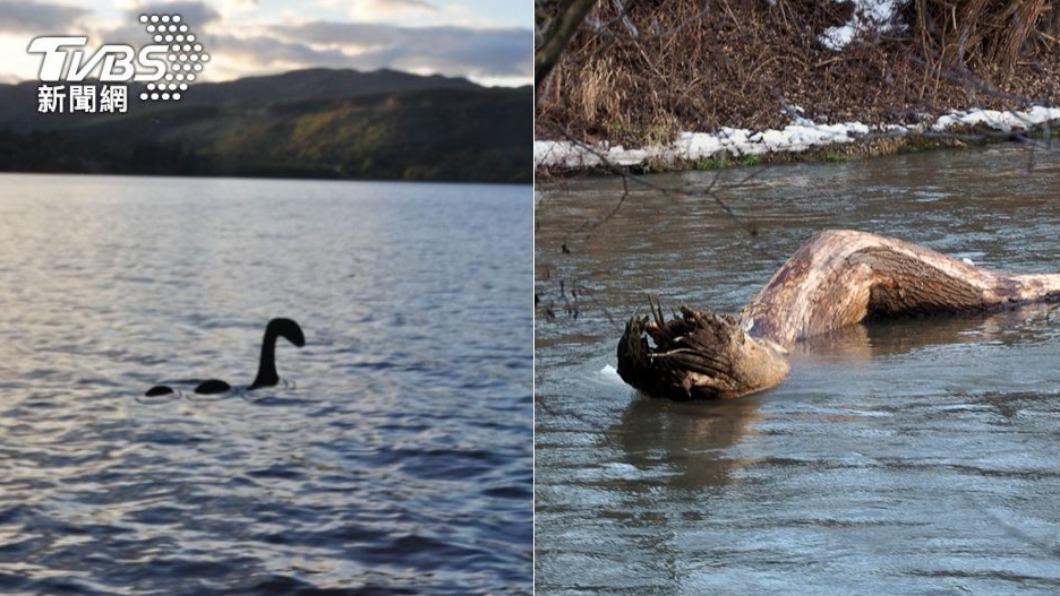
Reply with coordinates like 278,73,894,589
183,68,478,106
0,69,531,183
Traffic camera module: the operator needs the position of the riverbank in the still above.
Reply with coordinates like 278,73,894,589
535,0,1060,176
535,105,1060,175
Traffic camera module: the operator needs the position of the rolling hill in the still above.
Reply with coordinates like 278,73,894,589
0,69,532,183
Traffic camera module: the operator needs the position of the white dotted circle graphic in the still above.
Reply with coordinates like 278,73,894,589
139,15,148,23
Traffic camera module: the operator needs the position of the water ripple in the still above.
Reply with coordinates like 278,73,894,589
0,174,532,593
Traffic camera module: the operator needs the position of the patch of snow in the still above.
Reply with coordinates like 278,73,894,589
819,0,908,51
932,106,1060,132
820,23,857,51
535,105,1060,171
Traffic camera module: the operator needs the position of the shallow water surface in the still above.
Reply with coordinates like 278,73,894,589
0,174,532,593
535,146,1060,594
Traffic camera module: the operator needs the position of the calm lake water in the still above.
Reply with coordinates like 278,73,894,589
536,146,1060,594
0,174,532,594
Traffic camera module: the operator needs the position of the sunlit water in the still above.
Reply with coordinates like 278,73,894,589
536,146,1060,594
0,174,532,594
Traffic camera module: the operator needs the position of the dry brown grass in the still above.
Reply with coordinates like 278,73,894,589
911,0,1053,73
537,0,1060,146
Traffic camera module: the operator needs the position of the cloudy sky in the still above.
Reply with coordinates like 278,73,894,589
0,0,532,86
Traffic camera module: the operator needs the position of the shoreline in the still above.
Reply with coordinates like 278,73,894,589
535,106,1060,176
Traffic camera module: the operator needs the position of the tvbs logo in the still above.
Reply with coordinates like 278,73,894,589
28,13,209,114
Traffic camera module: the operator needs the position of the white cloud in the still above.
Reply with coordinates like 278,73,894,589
0,34,45,80
0,0,531,86
269,21,530,81
0,0,89,33
318,0,444,25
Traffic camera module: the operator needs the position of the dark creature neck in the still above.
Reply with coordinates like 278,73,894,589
250,327,280,389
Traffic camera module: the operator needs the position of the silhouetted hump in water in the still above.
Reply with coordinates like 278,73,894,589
194,379,231,395
144,318,305,397
144,385,175,397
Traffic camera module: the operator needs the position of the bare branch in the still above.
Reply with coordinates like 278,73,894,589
535,0,598,95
